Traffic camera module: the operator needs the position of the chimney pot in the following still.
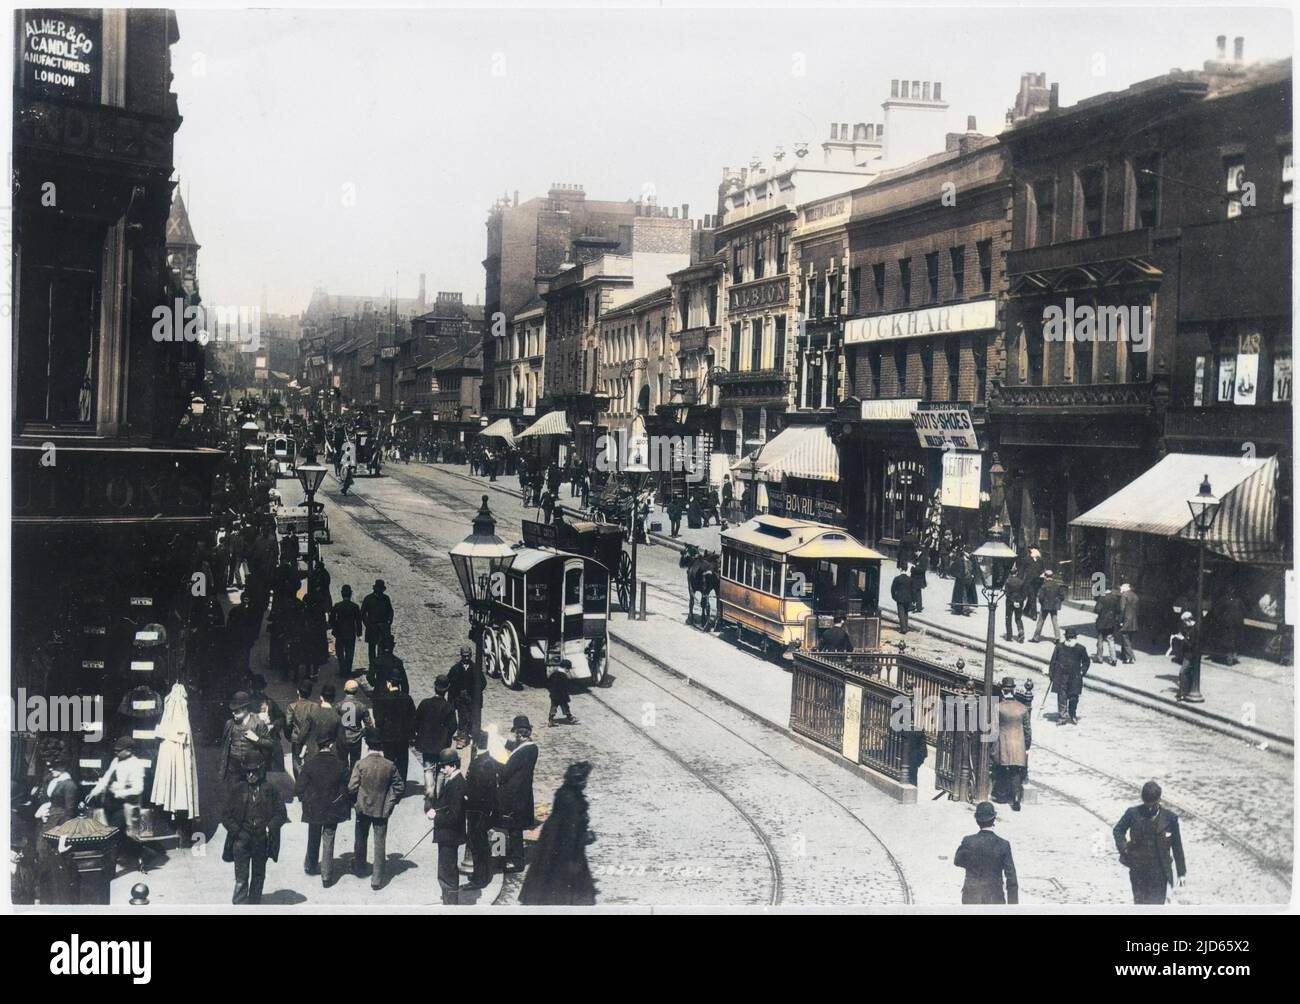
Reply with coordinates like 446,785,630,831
830,123,838,140
967,114,977,131
934,81,942,101
891,79,899,97
1234,36,1244,62
923,82,931,101
683,203,689,218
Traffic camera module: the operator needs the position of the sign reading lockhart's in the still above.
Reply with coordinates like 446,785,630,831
844,299,996,345
911,404,979,450
22,13,102,103
728,277,789,313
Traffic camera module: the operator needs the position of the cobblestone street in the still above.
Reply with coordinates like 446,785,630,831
126,462,1292,907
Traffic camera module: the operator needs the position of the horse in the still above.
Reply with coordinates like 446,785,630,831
679,544,720,630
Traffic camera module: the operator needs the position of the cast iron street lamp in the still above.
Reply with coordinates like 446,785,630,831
449,497,517,722
972,526,1018,801
1184,475,1222,703
297,464,328,572
622,449,651,619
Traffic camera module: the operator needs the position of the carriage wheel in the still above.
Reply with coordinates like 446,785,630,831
616,551,633,610
482,627,500,680
498,622,522,689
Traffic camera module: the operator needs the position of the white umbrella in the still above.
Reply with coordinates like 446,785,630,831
150,683,199,818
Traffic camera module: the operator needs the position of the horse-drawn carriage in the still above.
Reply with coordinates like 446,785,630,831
272,499,330,550
523,516,632,611
265,435,297,479
481,543,610,689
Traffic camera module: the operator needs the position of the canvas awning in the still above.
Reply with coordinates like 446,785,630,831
516,409,571,439
730,425,839,483
478,417,516,446
1071,453,1283,563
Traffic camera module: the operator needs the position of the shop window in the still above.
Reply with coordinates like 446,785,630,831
977,240,992,293
926,252,940,303
899,257,912,307
949,247,965,298
873,263,886,308
17,222,104,427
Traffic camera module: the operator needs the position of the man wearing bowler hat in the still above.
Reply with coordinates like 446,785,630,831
991,677,1031,811
498,715,538,873
1113,781,1187,904
428,747,467,904
360,579,394,669
954,801,1019,904
219,691,277,788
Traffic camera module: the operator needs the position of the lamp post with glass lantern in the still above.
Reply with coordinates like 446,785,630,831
621,440,651,619
972,526,1018,801
449,496,517,725
1183,475,1222,704
296,464,327,572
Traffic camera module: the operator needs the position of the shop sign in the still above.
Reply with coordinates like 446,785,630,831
912,404,978,450
861,398,921,422
845,299,996,345
728,277,789,313
768,488,842,524
940,452,982,509
21,13,101,103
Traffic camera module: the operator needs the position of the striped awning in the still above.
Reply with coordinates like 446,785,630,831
477,418,516,446
730,425,839,483
516,409,571,439
1071,453,1283,563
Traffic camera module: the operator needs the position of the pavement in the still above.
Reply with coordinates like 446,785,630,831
104,460,1294,907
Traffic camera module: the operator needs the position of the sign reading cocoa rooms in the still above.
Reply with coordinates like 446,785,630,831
22,13,102,102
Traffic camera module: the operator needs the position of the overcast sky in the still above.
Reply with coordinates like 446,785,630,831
170,3,1293,316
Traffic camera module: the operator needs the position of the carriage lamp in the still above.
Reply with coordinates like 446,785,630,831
190,394,206,416
449,495,517,608
1183,476,1221,704
972,527,1018,802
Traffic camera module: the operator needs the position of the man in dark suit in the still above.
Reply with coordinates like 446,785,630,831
498,715,538,873
1094,585,1122,665
1002,562,1027,642
415,676,457,795
285,680,318,776
817,616,852,653
890,566,913,634
1048,628,1091,725
1113,781,1186,904
222,758,288,906
371,678,415,795
329,585,364,679
954,801,1018,904
464,729,500,889
294,734,350,886
430,747,467,905
360,579,394,668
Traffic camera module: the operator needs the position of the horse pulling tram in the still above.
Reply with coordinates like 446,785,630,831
717,515,885,658
481,529,611,690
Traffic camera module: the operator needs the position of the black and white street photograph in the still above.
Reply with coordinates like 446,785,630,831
4,0,1297,936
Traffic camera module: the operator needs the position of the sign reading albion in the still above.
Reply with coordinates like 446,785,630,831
845,299,996,345
728,277,789,313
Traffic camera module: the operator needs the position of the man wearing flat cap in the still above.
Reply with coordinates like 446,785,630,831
498,715,538,873
1113,780,1187,904
954,801,1018,904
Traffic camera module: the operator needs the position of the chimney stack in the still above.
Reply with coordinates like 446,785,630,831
1234,36,1244,62
1049,82,1059,111
1216,35,1227,59
967,114,977,132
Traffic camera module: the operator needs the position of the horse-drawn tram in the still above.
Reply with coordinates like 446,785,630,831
718,515,885,657
483,524,611,689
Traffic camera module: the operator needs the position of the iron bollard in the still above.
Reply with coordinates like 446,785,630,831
638,581,648,620
129,882,149,906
